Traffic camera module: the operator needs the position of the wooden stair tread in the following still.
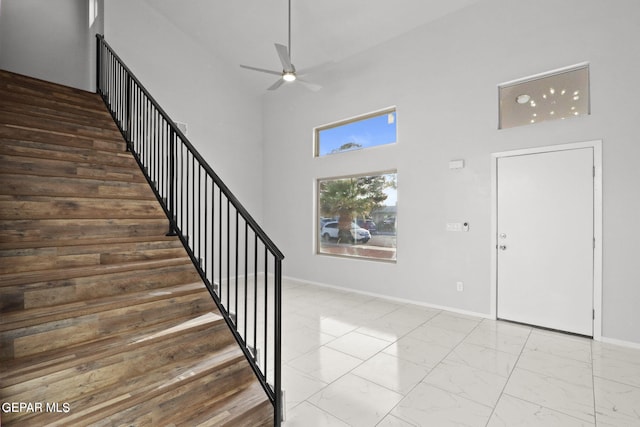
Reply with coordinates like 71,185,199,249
0,234,181,250
3,320,236,400
1,289,218,360
0,280,210,330
45,350,252,427
162,380,273,427
0,311,226,384
5,335,246,426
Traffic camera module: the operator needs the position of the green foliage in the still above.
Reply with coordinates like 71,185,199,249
319,174,395,231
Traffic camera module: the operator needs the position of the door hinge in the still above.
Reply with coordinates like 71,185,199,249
593,309,595,320
593,166,596,177
593,237,596,249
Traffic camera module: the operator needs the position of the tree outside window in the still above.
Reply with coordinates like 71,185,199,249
318,172,397,261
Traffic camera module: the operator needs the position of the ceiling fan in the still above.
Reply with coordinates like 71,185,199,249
240,0,321,91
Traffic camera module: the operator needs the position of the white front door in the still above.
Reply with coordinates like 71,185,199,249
497,147,594,336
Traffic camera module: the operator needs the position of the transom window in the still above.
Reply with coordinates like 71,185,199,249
314,108,397,157
499,64,590,129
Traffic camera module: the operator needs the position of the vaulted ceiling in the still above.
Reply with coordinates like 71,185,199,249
144,0,482,94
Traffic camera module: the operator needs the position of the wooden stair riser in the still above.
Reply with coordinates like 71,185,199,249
0,84,105,112
207,385,274,427
0,154,146,184
0,174,156,200
0,239,186,275
0,96,118,127
0,195,166,220
0,110,123,141
0,70,107,108
0,124,126,153
0,261,201,312
0,280,210,331
0,257,192,288
0,218,171,246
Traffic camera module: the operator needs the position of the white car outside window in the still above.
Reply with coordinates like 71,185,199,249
320,221,370,243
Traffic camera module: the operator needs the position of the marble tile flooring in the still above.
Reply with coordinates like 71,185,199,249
279,280,640,426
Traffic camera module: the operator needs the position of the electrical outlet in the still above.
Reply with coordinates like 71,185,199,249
456,281,464,292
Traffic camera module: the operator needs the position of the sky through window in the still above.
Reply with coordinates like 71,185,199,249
316,110,396,156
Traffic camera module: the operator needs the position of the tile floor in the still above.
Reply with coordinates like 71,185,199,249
279,280,640,426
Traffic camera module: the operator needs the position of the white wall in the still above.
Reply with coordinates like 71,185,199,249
262,0,640,344
104,0,264,220
0,0,101,91
4,0,637,345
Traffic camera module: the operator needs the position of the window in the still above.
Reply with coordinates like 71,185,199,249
89,0,99,27
315,108,396,157
499,64,590,129
317,172,397,262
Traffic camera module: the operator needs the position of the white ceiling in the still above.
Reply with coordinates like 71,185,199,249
145,0,482,94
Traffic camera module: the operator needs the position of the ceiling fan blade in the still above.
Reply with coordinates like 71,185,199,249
240,64,283,76
275,43,293,71
267,78,285,91
297,78,322,92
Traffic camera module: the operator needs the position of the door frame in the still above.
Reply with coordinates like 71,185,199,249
490,140,602,339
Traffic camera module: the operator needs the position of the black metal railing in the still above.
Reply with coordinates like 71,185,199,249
96,35,284,426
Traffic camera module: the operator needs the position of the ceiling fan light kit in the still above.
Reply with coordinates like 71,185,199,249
240,0,320,91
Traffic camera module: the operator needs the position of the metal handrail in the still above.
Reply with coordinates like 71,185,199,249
96,34,283,426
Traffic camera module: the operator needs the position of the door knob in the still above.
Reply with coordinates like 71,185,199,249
499,245,507,250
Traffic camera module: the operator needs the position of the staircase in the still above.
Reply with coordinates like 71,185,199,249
0,70,273,426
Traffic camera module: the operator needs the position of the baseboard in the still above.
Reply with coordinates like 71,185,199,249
282,275,492,320
597,335,640,350
283,276,640,349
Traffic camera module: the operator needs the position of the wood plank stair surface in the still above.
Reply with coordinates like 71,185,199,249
0,70,273,426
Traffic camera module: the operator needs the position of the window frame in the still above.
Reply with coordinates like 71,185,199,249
498,63,590,129
313,107,397,157
316,170,397,263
